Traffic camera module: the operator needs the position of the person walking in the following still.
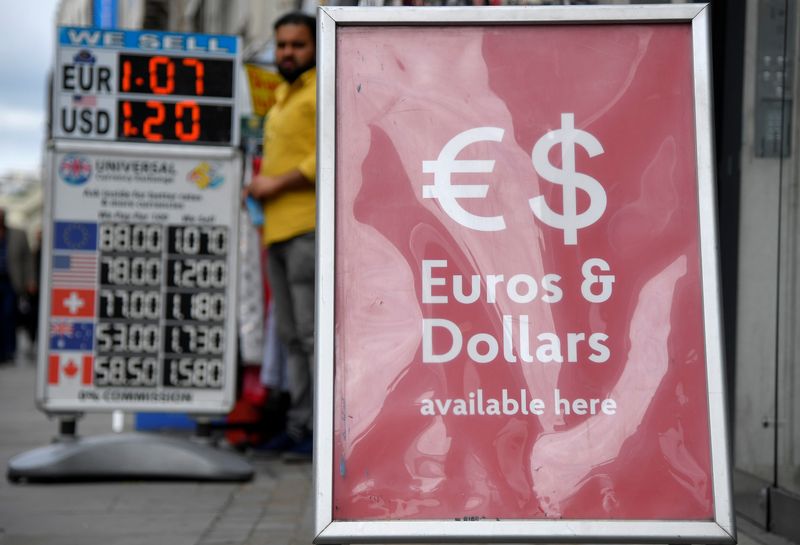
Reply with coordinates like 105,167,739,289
245,11,317,460
0,209,36,363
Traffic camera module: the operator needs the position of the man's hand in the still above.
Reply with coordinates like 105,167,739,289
249,174,284,200
247,169,312,201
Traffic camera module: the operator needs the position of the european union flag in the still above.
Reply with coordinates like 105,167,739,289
53,222,98,251
49,321,94,351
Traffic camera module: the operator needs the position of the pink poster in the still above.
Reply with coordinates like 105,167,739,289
328,18,724,529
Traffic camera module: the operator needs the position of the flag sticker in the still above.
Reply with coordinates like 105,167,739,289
52,253,97,288
50,321,74,337
51,288,95,318
53,222,98,251
72,95,97,107
48,353,93,385
49,321,94,351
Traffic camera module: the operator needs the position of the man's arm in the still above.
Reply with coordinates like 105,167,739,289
247,168,313,201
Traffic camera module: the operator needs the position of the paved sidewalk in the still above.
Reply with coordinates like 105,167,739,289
0,352,792,545
0,358,314,545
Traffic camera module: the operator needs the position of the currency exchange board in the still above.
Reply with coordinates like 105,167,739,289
38,27,241,413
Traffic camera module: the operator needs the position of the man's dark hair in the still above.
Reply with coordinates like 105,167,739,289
274,12,316,44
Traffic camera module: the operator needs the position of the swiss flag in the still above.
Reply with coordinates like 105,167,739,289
48,353,93,385
51,288,95,318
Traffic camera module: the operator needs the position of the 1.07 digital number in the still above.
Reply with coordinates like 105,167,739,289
118,54,234,98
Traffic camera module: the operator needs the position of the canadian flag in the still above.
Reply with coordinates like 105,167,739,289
48,353,93,385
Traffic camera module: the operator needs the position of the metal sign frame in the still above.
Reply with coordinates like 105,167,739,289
37,141,241,414
52,26,241,147
315,4,734,544
37,26,243,416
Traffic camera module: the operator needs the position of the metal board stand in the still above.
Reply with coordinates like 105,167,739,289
7,416,254,483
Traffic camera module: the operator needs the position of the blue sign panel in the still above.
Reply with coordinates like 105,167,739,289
58,27,239,54
92,0,118,29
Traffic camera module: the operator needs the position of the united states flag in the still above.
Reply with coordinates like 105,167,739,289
72,95,97,107
52,253,97,288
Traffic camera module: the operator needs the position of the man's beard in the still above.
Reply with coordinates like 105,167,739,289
278,60,315,83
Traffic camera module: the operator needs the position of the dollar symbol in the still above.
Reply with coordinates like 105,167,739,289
530,113,606,245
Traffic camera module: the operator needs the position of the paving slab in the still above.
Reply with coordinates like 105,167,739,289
0,357,789,545
0,361,314,545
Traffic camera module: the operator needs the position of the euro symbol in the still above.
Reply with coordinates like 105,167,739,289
530,113,606,245
422,127,506,232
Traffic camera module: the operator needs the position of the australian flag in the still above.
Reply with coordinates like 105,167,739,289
53,222,98,252
49,321,94,351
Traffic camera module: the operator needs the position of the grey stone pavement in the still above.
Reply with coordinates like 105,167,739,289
0,342,794,545
0,347,315,545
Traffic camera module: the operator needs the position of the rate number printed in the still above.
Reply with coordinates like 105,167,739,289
94,222,228,390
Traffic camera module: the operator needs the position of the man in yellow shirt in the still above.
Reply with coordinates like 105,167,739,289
246,11,316,460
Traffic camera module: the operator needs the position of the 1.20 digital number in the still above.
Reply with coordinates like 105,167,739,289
117,100,232,145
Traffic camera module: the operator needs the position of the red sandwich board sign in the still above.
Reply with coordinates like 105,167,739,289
315,4,734,544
